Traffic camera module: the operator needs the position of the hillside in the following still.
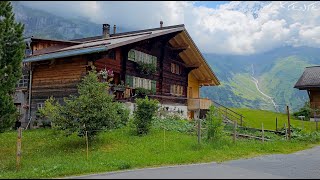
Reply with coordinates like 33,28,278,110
202,47,320,112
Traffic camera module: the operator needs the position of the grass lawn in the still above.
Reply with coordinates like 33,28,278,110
1,127,319,179
231,108,318,132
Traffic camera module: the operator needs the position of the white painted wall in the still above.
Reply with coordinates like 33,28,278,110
124,102,189,119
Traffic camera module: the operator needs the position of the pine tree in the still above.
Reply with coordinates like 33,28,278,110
0,1,25,132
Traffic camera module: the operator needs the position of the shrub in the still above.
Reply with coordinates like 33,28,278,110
40,70,125,140
135,87,155,96
133,96,159,135
114,102,130,128
136,61,156,75
152,114,195,133
293,101,311,120
205,105,225,141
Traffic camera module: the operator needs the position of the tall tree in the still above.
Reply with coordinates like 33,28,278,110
0,1,25,132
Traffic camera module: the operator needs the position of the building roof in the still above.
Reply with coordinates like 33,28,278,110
23,24,219,86
294,66,320,90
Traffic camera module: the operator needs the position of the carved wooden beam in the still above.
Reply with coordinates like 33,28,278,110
167,45,189,54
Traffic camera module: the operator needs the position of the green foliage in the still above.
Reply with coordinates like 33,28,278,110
114,102,130,128
293,101,311,120
278,125,320,142
133,96,159,135
205,106,225,141
135,87,154,96
136,61,156,75
0,1,25,132
40,70,127,140
152,115,195,133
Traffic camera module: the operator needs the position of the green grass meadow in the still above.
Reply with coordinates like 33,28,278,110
0,126,319,179
232,108,318,132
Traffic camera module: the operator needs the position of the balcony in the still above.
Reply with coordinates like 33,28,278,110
187,98,212,110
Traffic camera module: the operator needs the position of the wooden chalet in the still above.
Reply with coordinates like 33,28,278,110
294,66,320,121
15,22,220,128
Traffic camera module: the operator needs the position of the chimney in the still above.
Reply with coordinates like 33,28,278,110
160,20,163,28
113,25,116,34
102,24,110,38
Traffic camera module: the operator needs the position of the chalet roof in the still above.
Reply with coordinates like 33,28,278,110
24,36,82,44
23,24,219,86
294,66,320,90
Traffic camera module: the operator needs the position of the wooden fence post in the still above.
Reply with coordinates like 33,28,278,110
284,123,288,140
85,131,89,160
16,127,22,171
262,123,264,143
233,120,237,143
197,119,201,145
286,105,291,140
240,115,243,127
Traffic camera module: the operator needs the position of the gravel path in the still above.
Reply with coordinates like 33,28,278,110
67,146,320,179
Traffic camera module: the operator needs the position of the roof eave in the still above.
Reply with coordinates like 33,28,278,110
182,29,220,86
23,46,108,63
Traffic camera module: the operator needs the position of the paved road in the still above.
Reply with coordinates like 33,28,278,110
68,146,320,179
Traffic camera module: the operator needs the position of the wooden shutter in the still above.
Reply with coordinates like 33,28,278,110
151,80,156,94
135,50,140,62
153,56,157,65
125,75,133,88
128,49,135,61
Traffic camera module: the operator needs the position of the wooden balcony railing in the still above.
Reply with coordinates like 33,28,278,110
188,98,212,110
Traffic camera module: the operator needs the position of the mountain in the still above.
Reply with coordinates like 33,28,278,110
12,1,131,40
201,46,320,113
12,1,320,113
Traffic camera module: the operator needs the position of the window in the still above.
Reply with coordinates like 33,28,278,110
128,49,157,65
16,75,29,88
171,63,181,75
126,75,156,92
170,84,184,96
128,49,135,60
37,103,44,110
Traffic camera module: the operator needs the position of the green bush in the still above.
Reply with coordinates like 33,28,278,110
205,105,225,141
135,87,155,96
152,114,195,133
114,102,130,128
39,70,126,140
136,61,156,75
293,101,311,120
133,96,159,135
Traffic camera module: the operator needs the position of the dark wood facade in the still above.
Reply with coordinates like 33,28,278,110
18,24,220,127
23,34,193,123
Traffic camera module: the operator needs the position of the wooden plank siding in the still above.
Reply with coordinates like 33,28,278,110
310,90,320,117
94,48,122,73
31,57,87,116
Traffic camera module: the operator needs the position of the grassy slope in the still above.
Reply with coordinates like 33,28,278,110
259,56,314,112
0,127,319,178
232,108,318,132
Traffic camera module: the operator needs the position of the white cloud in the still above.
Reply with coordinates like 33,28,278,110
19,1,320,55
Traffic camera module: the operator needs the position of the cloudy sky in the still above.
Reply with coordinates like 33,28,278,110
20,1,320,55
